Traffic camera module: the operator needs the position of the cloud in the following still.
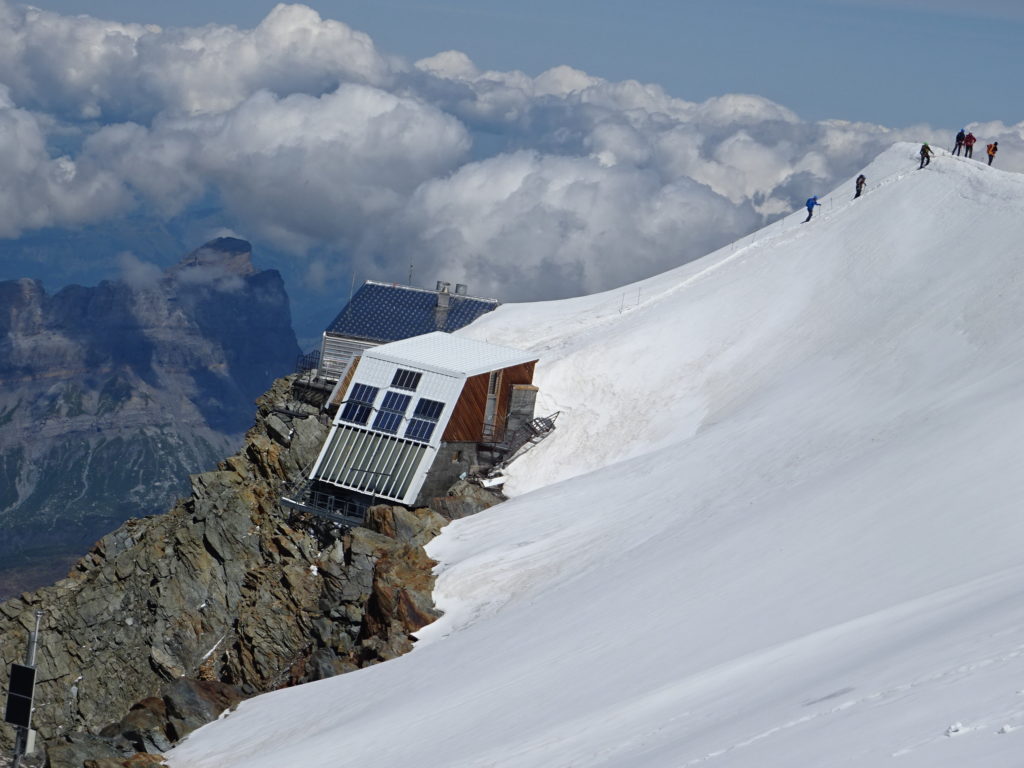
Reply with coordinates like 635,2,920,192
0,86,129,237
171,266,246,293
0,1,1020,303
116,251,163,289
82,83,472,251
0,2,400,121
382,151,759,301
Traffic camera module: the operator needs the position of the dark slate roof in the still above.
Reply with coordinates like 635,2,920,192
325,281,500,343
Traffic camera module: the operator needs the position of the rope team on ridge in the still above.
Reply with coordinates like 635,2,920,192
922,130,998,170
804,132,1004,224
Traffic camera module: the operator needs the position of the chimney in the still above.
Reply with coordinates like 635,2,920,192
436,283,451,309
435,282,451,329
505,384,539,441
435,280,450,292
455,283,468,295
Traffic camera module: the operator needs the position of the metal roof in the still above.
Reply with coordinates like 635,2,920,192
365,331,537,378
325,281,500,342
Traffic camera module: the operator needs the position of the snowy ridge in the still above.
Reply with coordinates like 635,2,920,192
169,143,1024,767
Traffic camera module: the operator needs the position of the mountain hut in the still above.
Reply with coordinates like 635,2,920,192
285,332,547,523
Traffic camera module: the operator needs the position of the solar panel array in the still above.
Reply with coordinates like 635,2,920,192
325,282,500,342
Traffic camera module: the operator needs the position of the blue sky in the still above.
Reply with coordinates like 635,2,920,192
30,0,1024,128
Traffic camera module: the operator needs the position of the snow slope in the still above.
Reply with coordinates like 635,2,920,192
168,143,1024,767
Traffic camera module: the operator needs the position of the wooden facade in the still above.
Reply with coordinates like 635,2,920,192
328,356,361,410
442,360,536,443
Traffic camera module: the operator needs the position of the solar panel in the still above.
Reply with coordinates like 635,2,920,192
391,369,422,391
340,383,379,425
380,392,411,411
373,392,412,434
4,664,34,728
413,398,445,420
405,397,445,442
405,419,436,442
325,283,500,342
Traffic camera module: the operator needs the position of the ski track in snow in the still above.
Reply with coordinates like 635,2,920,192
684,637,1024,765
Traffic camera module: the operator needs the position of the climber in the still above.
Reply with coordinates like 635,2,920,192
804,196,821,222
919,143,933,169
964,131,977,158
987,141,998,166
953,129,966,156
854,174,866,199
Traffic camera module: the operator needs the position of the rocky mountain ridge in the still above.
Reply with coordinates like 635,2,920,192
0,375,502,768
0,238,301,596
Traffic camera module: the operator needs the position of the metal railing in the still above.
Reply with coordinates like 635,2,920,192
281,479,371,527
296,349,321,372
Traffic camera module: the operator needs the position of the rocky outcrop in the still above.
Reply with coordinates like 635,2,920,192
0,375,503,768
0,238,301,596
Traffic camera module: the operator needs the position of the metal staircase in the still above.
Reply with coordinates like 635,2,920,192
493,412,559,471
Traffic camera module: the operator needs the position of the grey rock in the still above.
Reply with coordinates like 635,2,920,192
300,648,344,683
163,679,244,742
0,375,501,765
45,731,123,768
429,479,505,520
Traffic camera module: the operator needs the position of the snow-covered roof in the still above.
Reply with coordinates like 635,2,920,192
364,331,537,377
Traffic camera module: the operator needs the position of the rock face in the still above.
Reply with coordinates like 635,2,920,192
0,375,503,768
0,237,301,596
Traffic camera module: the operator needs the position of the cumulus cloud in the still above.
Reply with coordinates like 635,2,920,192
82,83,471,251
116,251,163,289
0,2,399,120
385,151,758,300
0,1,1019,303
0,86,128,236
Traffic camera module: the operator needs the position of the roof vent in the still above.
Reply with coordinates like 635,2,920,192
435,280,450,292
455,283,468,295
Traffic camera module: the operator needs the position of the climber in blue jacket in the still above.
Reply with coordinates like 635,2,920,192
804,196,821,223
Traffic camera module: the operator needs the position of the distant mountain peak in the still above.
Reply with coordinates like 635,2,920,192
203,236,252,254
171,237,256,279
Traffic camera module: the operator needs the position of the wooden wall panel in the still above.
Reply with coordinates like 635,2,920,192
442,375,484,442
442,360,536,444
329,356,361,409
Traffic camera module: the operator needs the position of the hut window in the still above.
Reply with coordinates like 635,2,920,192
372,392,412,434
405,398,445,442
391,369,422,391
340,383,379,425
